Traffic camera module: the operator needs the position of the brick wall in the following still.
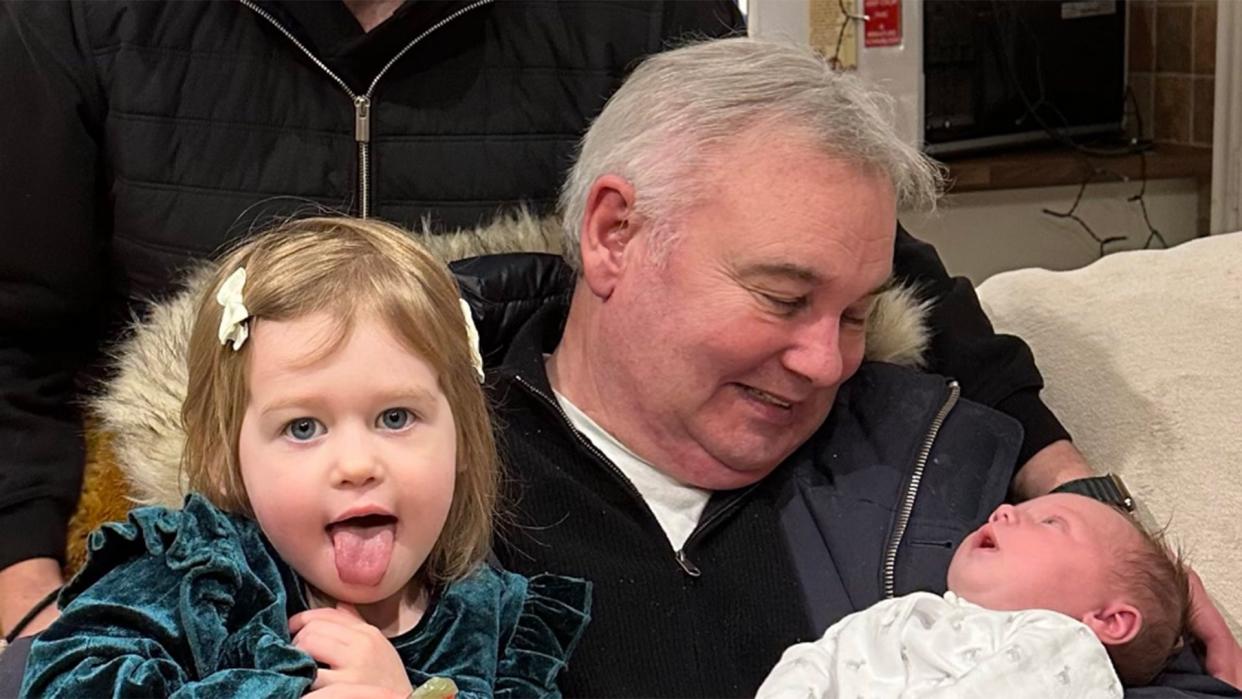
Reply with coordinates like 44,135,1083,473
1129,0,1217,145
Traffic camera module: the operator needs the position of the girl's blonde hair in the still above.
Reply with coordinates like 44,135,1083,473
181,216,497,584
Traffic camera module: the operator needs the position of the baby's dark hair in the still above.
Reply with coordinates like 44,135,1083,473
1105,510,1191,686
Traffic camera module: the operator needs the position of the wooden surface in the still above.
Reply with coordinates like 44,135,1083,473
940,144,1213,193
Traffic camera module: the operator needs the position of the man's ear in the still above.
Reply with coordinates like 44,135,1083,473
1081,603,1143,647
578,174,639,299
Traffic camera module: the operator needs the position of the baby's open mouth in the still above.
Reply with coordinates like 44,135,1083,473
978,530,998,550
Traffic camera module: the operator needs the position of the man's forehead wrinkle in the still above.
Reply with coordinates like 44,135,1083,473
738,261,822,284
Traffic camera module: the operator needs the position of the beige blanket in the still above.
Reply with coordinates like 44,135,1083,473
977,232,1242,633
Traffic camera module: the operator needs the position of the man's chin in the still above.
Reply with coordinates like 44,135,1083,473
684,446,793,490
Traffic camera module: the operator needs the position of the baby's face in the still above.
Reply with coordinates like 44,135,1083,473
237,311,458,617
947,493,1140,622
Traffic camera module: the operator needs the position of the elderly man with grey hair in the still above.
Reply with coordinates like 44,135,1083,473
486,38,1240,698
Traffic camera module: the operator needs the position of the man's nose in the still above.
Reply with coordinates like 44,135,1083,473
989,503,1017,525
781,314,845,387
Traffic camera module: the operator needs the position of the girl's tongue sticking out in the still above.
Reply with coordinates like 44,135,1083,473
328,514,397,586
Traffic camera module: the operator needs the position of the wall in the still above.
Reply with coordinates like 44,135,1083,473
903,178,1201,285
1128,0,1217,145
746,0,811,45
747,0,1208,282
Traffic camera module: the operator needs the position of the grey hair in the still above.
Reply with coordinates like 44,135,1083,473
558,37,944,271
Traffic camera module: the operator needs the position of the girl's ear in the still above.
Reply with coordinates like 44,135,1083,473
1081,602,1143,647
578,174,639,300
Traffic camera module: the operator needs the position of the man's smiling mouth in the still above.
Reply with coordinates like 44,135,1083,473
739,385,794,409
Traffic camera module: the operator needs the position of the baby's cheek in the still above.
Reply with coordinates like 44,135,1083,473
945,551,984,597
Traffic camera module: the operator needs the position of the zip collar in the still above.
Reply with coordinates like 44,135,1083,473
242,0,494,98
494,299,568,380
238,0,494,217
262,2,482,91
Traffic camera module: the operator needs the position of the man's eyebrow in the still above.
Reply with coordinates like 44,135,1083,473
737,262,822,284
736,265,894,300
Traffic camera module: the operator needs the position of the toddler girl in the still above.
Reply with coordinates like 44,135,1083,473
20,217,590,698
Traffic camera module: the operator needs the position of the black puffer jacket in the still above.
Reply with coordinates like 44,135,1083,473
0,0,743,570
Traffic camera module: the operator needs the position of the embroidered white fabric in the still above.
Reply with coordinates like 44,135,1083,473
756,591,1122,699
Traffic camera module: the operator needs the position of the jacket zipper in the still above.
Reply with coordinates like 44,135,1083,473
238,0,493,218
881,379,960,599
514,375,748,577
674,486,757,577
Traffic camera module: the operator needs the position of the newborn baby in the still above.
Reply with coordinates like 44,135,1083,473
757,493,1189,698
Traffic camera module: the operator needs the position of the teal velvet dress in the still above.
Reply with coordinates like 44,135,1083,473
19,494,591,698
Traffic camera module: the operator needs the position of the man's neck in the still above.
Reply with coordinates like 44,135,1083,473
545,287,608,426
342,0,404,32
548,288,698,485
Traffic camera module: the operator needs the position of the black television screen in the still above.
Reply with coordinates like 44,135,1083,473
923,0,1128,155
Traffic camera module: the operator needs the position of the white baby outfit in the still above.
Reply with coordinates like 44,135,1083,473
756,591,1122,699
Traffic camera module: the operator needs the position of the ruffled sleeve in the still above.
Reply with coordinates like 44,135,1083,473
495,573,592,698
20,494,316,698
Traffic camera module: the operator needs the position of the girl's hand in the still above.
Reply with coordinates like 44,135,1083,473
304,685,408,699
290,602,414,697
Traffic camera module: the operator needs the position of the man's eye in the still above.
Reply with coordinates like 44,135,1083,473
841,312,868,328
377,408,416,431
283,418,324,442
841,300,874,328
761,293,807,314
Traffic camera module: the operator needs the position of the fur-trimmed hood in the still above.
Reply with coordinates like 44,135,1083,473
93,213,931,508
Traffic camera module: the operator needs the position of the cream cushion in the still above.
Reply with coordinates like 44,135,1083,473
977,232,1242,634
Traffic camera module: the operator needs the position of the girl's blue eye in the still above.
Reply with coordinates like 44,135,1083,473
377,408,415,431
283,418,323,441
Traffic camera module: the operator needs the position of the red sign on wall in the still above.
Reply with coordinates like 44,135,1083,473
864,0,902,47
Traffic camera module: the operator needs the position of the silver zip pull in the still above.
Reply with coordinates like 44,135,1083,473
353,96,371,143
675,549,701,578
354,96,372,218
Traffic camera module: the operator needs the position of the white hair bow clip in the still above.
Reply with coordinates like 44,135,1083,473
216,267,251,351
459,299,484,382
